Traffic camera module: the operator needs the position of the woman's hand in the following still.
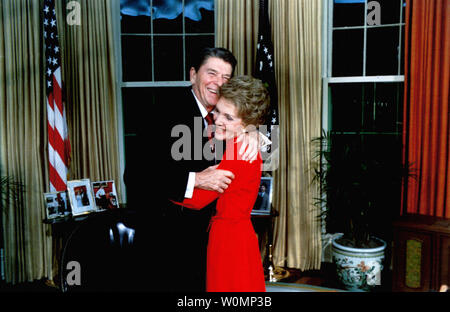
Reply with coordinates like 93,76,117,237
236,129,259,163
237,126,271,163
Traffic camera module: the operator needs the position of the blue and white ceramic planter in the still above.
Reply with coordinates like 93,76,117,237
332,234,387,292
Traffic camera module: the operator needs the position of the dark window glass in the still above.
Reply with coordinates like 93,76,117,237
334,0,403,27
401,0,406,23
332,29,364,77
361,83,375,131
185,35,215,78
330,83,363,132
152,0,183,33
400,25,404,75
153,36,183,81
333,1,365,27
121,35,152,81
185,7,215,33
366,26,399,76
121,15,151,34
330,82,403,133
370,82,403,132
153,13,183,34
376,0,401,25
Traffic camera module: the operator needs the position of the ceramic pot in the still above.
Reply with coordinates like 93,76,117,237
332,234,386,291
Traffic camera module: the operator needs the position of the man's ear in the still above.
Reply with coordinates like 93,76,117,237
189,67,197,85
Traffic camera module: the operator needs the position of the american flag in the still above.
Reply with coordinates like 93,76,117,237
44,0,71,192
254,0,278,153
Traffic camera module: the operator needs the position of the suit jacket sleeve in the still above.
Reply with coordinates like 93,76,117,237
165,88,202,202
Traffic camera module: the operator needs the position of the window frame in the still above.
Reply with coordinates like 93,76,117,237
325,0,405,78
322,0,405,134
119,0,215,86
320,0,406,235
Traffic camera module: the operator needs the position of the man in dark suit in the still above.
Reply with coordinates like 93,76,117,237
166,48,238,203
124,48,260,292
162,48,238,292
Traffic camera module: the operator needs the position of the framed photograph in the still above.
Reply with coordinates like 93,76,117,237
67,179,96,216
251,177,273,215
44,191,70,219
91,180,119,211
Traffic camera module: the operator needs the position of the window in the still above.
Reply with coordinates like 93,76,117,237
115,0,215,202
120,0,215,83
322,0,406,238
329,0,405,77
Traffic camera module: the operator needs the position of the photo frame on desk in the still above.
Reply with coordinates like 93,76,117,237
44,191,70,219
251,177,273,215
67,179,96,216
92,180,119,211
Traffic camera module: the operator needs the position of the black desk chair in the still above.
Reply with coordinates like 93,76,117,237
59,210,140,292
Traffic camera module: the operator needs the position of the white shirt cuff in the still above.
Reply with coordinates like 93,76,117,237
184,172,196,198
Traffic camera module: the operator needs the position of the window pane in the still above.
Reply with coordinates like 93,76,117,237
330,83,363,132
120,0,151,33
153,14,183,34
185,35,215,78
366,26,400,76
152,0,183,34
401,0,406,23
333,0,365,27
361,83,375,131
332,29,364,77
153,36,183,81
121,15,151,34
371,82,403,132
376,0,402,25
363,82,404,132
185,0,215,33
331,82,403,133
400,25,405,75
121,35,152,81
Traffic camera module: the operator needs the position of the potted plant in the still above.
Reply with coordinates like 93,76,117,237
312,132,414,291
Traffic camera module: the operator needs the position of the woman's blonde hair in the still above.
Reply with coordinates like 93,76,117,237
219,75,270,127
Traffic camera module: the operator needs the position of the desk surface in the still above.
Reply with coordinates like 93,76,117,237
393,214,450,235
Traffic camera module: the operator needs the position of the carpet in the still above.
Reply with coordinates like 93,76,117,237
265,282,345,292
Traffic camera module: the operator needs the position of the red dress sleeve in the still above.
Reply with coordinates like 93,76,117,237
176,186,220,210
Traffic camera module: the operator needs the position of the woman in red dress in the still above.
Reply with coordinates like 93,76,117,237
173,75,270,292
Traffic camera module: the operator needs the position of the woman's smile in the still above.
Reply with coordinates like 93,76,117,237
212,98,243,141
